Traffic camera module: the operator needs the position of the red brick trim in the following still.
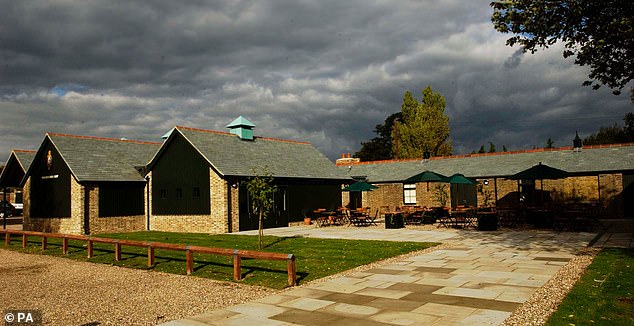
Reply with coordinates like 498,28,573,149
13,149,37,153
176,125,311,145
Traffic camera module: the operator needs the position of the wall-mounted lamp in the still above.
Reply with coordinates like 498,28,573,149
231,182,239,189
483,179,489,185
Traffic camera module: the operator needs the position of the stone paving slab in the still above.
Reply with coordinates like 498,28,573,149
165,226,606,326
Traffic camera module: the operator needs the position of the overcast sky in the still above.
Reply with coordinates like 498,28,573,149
1,0,632,164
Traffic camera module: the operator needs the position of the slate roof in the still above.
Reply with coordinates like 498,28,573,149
341,144,634,183
34,133,161,183
12,150,36,172
0,150,36,187
156,126,347,180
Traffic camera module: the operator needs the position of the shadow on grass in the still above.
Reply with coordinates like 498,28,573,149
263,235,304,249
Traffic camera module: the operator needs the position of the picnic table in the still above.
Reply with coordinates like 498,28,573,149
438,208,476,228
313,208,348,227
348,208,377,227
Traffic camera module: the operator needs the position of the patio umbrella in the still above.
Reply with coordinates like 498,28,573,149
404,171,448,183
508,162,569,180
404,170,448,191
446,173,477,185
446,173,477,207
507,162,569,205
342,181,379,192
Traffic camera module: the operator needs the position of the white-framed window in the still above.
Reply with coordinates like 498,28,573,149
404,184,416,205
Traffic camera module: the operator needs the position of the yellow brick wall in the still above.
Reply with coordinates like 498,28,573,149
149,168,233,234
89,185,146,234
23,176,84,234
364,183,402,214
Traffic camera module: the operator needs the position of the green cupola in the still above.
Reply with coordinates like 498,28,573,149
226,116,256,140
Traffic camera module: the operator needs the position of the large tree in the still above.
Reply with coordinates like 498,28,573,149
583,112,634,145
354,112,402,161
490,0,633,97
393,87,452,158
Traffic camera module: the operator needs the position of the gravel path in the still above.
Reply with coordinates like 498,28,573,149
0,249,275,325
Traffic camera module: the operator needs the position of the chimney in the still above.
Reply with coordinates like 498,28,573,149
226,116,256,141
573,131,582,152
335,153,361,165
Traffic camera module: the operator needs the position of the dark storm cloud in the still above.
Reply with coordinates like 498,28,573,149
0,0,631,163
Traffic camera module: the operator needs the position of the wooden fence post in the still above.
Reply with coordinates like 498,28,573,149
42,236,47,250
287,254,296,286
5,231,10,246
186,246,193,275
62,237,68,255
233,250,241,281
114,240,121,261
22,234,27,248
147,243,154,267
87,237,93,258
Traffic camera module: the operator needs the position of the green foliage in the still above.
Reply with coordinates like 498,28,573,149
393,86,452,158
488,142,496,153
584,112,634,145
246,169,277,249
354,112,402,161
433,184,449,207
546,248,634,325
546,138,555,148
482,190,494,207
8,232,436,289
490,0,633,97
478,145,486,154
502,145,508,152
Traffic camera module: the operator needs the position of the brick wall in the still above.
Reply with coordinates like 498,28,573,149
88,185,146,234
209,168,230,233
364,183,403,214
347,173,625,218
150,167,232,234
229,183,239,233
23,176,83,234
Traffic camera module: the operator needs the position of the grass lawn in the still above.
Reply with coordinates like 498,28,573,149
6,231,436,289
546,248,634,325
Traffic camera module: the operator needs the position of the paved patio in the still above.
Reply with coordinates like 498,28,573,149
164,225,605,326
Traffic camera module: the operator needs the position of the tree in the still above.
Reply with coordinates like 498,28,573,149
583,112,634,145
478,145,486,154
546,138,555,148
488,142,496,153
393,86,452,158
354,112,402,161
245,169,277,249
502,145,508,152
490,0,633,96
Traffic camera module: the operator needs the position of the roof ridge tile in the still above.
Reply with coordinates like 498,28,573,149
336,142,634,166
46,132,161,145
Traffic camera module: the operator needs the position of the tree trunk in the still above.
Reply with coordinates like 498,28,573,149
258,210,263,249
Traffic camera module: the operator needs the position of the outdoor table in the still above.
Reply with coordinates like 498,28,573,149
313,210,336,227
450,209,476,228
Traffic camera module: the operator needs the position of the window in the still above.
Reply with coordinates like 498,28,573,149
159,189,167,199
176,188,183,199
193,187,200,198
404,184,416,205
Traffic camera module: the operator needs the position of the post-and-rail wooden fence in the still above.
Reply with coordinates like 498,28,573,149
1,229,296,286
